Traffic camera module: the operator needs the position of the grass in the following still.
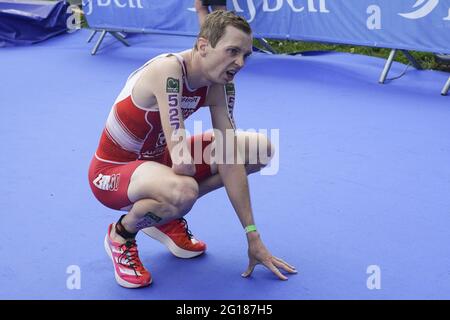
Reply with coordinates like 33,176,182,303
254,39,450,72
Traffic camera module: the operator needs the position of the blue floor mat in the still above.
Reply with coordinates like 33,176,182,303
0,30,449,299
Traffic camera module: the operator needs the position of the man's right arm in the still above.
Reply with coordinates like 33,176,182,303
146,58,195,176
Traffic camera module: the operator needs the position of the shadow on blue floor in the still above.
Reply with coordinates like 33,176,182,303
0,30,450,299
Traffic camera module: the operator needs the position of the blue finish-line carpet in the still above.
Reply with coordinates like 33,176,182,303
0,30,449,299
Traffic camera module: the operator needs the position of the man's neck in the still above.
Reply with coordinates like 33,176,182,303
182,50,212,89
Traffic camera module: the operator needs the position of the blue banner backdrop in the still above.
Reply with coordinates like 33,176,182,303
83,0,450,54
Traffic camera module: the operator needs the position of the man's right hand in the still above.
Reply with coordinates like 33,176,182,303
172,163,196,177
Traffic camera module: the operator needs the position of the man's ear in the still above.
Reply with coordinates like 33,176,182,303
197,37,208,57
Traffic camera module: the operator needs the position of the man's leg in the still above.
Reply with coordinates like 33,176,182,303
111,161,199,241
96,159,199,288
198,131,275,198
113,130,274,261
117,131,273,235
121,160,208,259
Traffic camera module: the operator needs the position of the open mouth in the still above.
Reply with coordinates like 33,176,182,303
226,70,237,77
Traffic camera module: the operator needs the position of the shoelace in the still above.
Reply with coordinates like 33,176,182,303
118,240,143,277
178,218,193,240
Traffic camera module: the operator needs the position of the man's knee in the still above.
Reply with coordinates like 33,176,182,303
167,177,199,215
249,132,274,166
261,133,275,164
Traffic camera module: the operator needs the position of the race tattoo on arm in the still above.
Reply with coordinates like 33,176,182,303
135,212,163,229
166,77,181,130
225,83,236,129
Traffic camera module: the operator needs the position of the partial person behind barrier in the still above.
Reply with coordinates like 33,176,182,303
194,0,227,26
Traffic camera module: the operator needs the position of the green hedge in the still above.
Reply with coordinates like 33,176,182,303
255,39,450,72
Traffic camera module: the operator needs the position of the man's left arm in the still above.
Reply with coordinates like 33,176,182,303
208,83,297,280
209,83,253,230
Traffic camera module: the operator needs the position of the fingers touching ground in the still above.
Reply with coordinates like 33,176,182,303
242,257,297,280
241,262,257,278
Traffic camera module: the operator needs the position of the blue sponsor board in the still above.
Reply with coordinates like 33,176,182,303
83,0,450,53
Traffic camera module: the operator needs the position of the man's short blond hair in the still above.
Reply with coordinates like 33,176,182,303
195,10,252,50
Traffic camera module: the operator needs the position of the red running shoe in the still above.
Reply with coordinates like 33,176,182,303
142,218,206,258
104,224,152,288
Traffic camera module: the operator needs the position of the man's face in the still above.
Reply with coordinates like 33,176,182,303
201,26,253,84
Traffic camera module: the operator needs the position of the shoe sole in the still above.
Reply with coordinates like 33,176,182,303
141,227,205,259
104,235,152,288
